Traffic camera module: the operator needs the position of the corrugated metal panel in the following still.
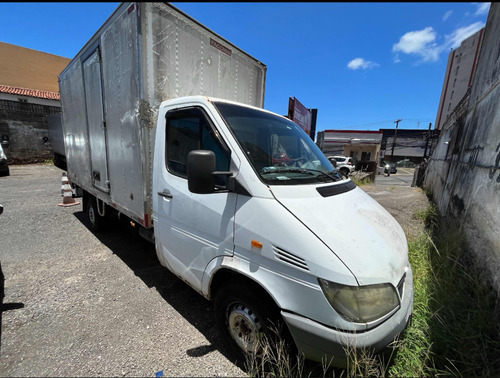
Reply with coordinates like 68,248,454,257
101,3,146,218
142,2,266,109
59,2,266,226
59,62,93,188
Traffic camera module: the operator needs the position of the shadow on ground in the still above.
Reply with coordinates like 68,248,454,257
73,211,241,368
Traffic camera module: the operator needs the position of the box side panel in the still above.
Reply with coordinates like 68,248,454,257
59,62,92,188
48,113,65,156
101,4,149,222
142,3,266,109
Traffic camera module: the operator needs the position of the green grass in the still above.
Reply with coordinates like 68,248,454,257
351,175,373,186
42,157,54,165
246,202,500,377
389,205,500,376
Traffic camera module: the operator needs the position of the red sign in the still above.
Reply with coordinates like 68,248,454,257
210,38,232,57
289,97,312,135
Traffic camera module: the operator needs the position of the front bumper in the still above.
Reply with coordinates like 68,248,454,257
282,269,414,367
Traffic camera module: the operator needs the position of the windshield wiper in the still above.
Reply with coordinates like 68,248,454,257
261,167,341,182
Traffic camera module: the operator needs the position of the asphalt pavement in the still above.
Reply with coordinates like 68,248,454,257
0,164,244,377
0,164,426,377
374,168,415,186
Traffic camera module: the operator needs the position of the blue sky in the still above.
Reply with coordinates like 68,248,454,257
0,2,491,133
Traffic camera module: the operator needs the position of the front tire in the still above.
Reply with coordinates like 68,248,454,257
215,282,292,365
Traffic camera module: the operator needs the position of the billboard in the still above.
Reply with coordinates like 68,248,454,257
288,97,317,140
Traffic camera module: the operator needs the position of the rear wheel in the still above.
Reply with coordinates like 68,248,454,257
83,193,107,232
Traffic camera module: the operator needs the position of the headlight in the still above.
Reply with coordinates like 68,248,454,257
385,164,389,169
318,278,400,323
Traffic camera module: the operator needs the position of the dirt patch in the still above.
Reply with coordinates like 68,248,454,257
361,183,430,240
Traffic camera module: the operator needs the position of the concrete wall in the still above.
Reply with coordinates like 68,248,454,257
0,100,60,163
0,42,69,163
424,3,500,293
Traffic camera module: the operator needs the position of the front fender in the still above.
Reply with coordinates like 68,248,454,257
201,255,369,333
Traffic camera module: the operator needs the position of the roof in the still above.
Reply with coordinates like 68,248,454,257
0,42,70,93
0,85,60,100
322,130,383,134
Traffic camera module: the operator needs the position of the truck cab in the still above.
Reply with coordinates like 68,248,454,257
152,96,413,366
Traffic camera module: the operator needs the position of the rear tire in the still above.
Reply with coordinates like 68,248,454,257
84,193,107,233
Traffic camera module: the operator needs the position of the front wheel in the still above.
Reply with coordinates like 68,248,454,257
215,282,292,364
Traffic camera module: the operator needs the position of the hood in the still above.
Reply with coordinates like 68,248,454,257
270,181,409,286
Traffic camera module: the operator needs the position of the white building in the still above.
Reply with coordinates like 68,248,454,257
434,28,484,130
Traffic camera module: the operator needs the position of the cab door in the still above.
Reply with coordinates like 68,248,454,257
152,105,237,291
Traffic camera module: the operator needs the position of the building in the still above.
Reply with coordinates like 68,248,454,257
434,27,484,130
379,128,440,165
0,42,70,163
316,129,383,165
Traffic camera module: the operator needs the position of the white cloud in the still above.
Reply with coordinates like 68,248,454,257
347,58,379,70
392,27,440,62
475,3,490,16
392,22,485,64
444,22,485,49
442,10,453,22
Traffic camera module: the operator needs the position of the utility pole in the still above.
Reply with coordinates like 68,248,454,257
423,122,432,160
391,119,402,157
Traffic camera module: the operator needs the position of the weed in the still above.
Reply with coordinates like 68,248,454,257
351,175,372,186
244,326,307,378
415,203,439,234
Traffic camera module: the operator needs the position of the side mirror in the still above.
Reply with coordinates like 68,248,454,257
188,150,216,194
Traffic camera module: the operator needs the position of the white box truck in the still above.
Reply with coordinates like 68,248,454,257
59,2,413,367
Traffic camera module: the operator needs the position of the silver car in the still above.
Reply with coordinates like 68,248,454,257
327,155,355,177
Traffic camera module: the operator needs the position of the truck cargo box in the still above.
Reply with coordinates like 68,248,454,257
59,2,266,227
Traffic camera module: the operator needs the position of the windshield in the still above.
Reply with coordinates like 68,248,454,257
213,102,343,185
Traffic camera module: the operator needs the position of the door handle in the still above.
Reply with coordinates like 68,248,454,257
158,189,173,199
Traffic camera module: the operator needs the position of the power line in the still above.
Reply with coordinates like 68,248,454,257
337,119,397,129
336,117,434,130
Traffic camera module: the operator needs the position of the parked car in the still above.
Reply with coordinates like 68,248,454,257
327,155,354,177
0,144,9,176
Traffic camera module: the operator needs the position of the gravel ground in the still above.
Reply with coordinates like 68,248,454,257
0,164,429,377
361,178,429,240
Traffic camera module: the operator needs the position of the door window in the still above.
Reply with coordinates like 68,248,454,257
166,107,230,186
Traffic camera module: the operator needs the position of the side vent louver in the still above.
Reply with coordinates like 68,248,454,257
273,246,309,271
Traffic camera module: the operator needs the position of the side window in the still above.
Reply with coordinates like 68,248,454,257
166,107,230,186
